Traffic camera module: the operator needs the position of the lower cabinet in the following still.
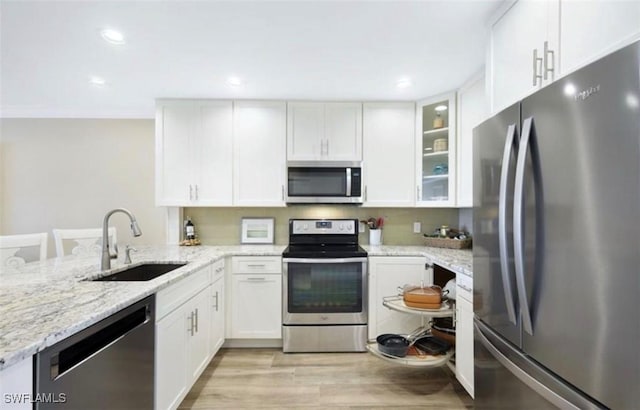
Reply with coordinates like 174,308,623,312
0,357,32,410
368,256,431,340
155,263,225,410
230,256,282,339
455,273,474,397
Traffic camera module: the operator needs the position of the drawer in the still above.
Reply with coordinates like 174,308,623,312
456,273,473,303
212,258,225,282
156,265,211,321
232,256,281,274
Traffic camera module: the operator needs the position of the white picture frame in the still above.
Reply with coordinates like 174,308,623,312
240,217,275,244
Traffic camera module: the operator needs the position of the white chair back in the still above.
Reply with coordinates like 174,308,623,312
52,228,117,257
0,233,48,272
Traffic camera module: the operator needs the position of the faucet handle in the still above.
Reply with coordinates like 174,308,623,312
109,242,119,259
124,245,137,264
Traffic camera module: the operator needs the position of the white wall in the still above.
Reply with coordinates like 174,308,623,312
0,118,166,257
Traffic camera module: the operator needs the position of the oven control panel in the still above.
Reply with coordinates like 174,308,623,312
291,219,356,235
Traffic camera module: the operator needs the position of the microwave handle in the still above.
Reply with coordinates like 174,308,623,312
346,168,352,197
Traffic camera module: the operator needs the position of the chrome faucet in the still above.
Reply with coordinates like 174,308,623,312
101,208,142,271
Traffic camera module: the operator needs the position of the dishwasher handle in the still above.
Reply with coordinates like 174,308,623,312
50,299,152,380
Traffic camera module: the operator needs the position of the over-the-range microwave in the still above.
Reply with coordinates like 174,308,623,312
286,161,363,204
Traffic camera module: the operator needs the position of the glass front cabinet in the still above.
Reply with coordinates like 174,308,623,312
415,92,457,207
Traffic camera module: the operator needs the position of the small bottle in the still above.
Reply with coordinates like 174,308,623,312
433,112,444,129
185,217,196,240
440,225,450,238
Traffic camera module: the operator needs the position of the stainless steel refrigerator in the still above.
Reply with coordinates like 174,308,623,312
473,40,640,409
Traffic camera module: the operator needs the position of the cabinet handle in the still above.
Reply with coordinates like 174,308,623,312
188,312,194,336
194,308,199,333
364,185,367,201
247,264,266,268
532,48,543,86
213,291,219,311
326,140,329,155
416,185,421,201
282,185,285,201
425,263,433,270
543,41,555,81
195,184,199,200
246,277,266,281
189,185,193,201
459,284,472,292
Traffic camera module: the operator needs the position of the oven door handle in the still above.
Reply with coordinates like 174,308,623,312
283,257,368,264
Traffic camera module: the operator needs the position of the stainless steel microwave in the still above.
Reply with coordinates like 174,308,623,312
286,161,363,204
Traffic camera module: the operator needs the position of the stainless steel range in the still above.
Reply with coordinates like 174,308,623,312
282,219,368,353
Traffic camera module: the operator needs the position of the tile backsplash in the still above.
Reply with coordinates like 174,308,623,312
184,206,459,246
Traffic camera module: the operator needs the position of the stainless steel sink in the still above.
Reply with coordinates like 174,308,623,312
93,262,187,281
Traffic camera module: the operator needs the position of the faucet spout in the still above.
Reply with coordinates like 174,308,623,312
101,208,142,271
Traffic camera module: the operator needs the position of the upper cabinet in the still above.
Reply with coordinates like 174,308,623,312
456,73,488,208
287,102,362,161
489,0,560,113
489,0,640,113
415,92,457,207
362,102,415,207
155,100,233,206
233,101,287,206
559,0,640,75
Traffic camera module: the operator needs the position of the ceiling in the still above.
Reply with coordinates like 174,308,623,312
0,0,503,119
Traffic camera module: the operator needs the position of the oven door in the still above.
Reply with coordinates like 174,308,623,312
282,257,368,325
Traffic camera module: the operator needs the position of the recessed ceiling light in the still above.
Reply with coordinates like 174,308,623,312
396,78,412,88
435,105,448,112
101,29,125,45
89,76,106,86
227,76,243,87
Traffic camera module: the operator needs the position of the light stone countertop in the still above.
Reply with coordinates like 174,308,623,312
0,243,471,371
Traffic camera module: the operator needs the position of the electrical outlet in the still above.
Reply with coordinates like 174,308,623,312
413,222,422,233
359,222,366,233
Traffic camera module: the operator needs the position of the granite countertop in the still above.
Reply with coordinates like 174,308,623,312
0,245,285,371
364,245,473,277
0,243,471,372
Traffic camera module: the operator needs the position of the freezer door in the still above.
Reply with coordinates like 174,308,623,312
519,41,640,409
474,319,603,410
473,102,521,347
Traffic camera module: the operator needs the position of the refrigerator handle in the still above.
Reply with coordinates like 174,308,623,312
474,319,582,410
498,124,518,325
514,117,534,335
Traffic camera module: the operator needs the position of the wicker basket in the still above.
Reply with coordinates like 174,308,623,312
424,237,472,249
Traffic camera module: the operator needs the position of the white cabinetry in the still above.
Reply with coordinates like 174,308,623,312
155,265,214,410
230,256,282,339
0,357,32,410
559,0,640,75
416,92,457,207
155,100,233,206
368,256,431,340
287,102,362,161
455,273,474,397
233,101,287,206
362,103,416,207
209,260,225,357
456,73,488,207
489,0,640,113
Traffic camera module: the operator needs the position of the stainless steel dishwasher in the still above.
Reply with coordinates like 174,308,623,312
35,295,155,409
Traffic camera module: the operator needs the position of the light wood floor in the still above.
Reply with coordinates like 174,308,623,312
179,348,473,409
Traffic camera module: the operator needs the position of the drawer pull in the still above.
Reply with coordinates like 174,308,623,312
247,264,266,268
246,277,266,281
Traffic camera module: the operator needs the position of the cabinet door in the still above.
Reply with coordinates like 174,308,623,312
0,358,32,410
416,92,457,207
287,102,324,160
155,101,193,206
193,101,233,206
362,103,415,207
324,102,362,161
210,276,225,356
187,287,212,384
231,274,282,339
234,101,287,206
490,0,559,112
156,305,189,410
560,0,640,75
368,257,427,340
456,74,488,208
456,295,474,398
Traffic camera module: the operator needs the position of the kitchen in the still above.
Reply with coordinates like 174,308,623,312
1,1,639,409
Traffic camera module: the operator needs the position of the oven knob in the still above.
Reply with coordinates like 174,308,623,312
339,224,345,231
303,224,308,231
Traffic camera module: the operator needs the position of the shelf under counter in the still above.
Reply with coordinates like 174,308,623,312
366,342,454,367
